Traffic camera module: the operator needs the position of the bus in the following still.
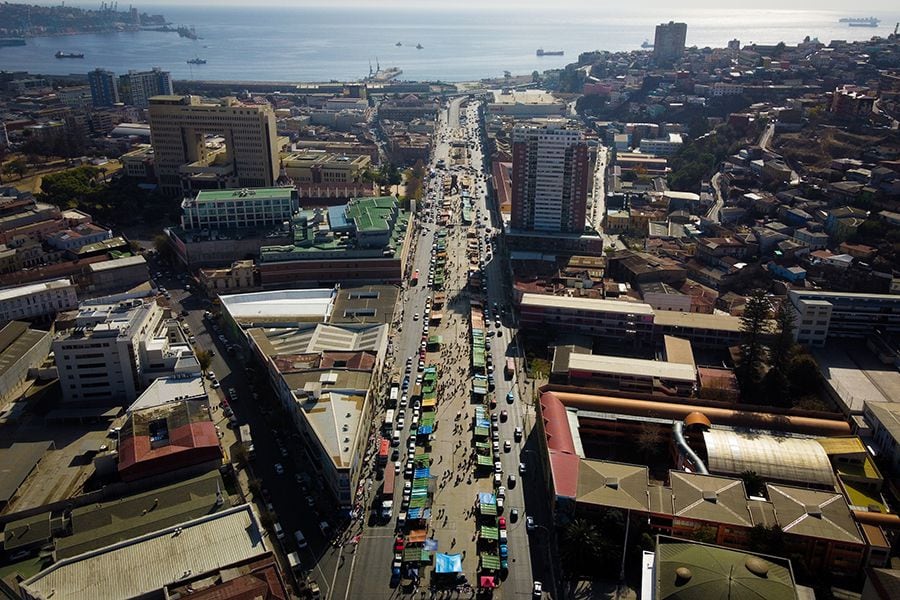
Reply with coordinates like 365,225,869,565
504,358,515,380
377,437,390,466
381,467,396,521
238,424,256,459
388,384,400,408
384,409,395,432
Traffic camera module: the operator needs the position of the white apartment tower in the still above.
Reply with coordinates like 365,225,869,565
511,119,589,234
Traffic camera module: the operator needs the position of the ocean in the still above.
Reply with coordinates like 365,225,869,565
0,6,897,82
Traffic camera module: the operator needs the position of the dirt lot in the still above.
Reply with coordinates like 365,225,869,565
775,126,896,171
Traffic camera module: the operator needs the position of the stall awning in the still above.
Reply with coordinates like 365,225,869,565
408,529,428,543
480,576,497,589
479,504,497,517
474,426,489,438
404,547,431,563
476,455,493,466
480,554,500,570
435,553,463,573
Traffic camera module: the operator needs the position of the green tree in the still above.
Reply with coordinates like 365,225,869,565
740,470,765,497
737,289,771,396
560,518,602,577
196,349,212,373
636,422,664,459
3,157,27,180
769,300,796,370
786,353,821,398
748,524,785,557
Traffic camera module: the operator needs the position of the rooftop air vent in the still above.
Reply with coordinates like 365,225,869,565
702,490,718,503
605,477,620,490
745,557,770,578
674,567,692,584
805,504,822,517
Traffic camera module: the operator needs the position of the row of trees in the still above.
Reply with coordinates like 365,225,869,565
736,290,823,408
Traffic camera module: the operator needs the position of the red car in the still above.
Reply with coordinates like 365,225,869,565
498,517,506,530
394,537,405,552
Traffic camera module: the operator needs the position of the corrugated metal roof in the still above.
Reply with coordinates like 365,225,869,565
22,504,268,600
703,429,835,487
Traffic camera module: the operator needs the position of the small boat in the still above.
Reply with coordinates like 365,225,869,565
641,39,654,49
55,51,84,58
416,43,423,49
187,57,207,65
396,41,402,46
536,48,564,56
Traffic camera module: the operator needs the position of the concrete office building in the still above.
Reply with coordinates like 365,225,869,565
148,95,279,196
511,119,589,234
282,151,371,185
789,289,900,346
87,68,120,108
119,67,173,108
180,187,299,231
654,21,688,63
0,278,78,323
53,292,200,405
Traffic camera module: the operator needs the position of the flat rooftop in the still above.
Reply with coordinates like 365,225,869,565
220,288,335,324
653,310,742,333
0,321,49,379
87,254,146,273
567,352,696,383
21,504,268,600
126,374,208,414
191,187,293,203
0,278,72,302
520,293,655,316
0,441,52,505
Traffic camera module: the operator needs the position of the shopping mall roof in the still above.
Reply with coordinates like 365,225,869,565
670,472,752,528
577,460,650,512
767,484,862,544
654,536,798,600
702,429,835,487
21,504,268,600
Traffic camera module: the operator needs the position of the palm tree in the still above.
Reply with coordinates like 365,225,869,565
560,518,602,577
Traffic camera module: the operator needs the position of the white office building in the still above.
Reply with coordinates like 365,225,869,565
53,292,199,404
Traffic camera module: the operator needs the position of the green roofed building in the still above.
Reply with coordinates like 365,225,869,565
258,196,412,286
647,535,802,600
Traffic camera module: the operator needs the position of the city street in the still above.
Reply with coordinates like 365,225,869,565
340,97,546,598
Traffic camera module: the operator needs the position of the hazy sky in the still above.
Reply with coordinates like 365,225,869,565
67,0,900,9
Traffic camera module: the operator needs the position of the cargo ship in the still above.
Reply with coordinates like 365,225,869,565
641,39,654,49
0,38,26,47
187,57,207,64
536,48,564,56
840,17,880,27
55,51,84,58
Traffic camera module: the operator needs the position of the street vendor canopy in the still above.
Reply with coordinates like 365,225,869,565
435,553,463,573
480,576,497,589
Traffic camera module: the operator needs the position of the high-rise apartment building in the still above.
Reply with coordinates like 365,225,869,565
510,118,589,233
87,68,120,107
653,21,687,63
148,95,279,196
119,67,173,108
180,187,299,231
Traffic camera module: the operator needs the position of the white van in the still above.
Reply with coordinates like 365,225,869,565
294,530,308,549
273,521,285,541
287,551,303,573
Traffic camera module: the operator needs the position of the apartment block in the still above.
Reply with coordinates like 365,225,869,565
653,21,687,63
119,67,173,108
511,119,589,234
789,290,900,346
518,294,655,340
87,68,119,108
148,95,279,196
0,278,78,323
